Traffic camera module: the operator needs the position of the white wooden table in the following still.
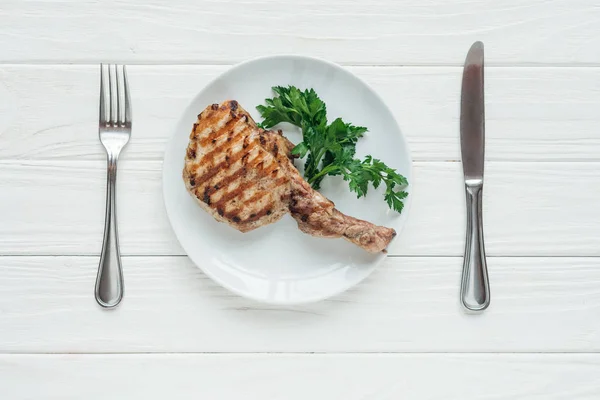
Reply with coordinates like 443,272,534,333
1,0,600,398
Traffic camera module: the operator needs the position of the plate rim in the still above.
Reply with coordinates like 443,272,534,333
161,54,413,305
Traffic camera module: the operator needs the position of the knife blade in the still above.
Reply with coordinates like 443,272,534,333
461,41,485,181
459,41,490,311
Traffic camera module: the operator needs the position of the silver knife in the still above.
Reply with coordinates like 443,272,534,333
460,41,490,311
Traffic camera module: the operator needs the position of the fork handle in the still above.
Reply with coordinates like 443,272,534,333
460,183,490,311
95,153,124,308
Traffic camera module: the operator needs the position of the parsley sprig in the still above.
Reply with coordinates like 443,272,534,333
257,85,408,213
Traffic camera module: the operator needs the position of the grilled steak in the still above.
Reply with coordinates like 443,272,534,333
183,100,396,253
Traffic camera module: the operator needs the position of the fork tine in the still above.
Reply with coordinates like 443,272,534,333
108,64,117,125
99,64,107,125
115,65,122,126
123,65,132,126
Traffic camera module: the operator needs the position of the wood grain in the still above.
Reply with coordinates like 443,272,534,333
1,256,599,353
1,160,599,256
1,0,599,65
2,353,599,399
0,65,599,162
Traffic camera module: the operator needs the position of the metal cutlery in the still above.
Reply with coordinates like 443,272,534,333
459,42,490,311
95,64,132,308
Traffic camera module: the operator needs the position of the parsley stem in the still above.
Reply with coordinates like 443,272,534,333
307,164,343,185
305,147,327,180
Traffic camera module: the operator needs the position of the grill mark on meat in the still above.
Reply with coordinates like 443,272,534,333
203,187,211,205
186,146,196,159
239,126,253,148
223,177,288,225
198,126,251,167
189,123,199,139
199,114,240,147
205,155,260,200
210,157,274,209
195,139,258,187
195,131,256,188
240,191,270,210
237,203,278,224
213,181,257,211
262,162,279,176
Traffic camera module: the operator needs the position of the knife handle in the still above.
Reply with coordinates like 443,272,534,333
461,182,490,311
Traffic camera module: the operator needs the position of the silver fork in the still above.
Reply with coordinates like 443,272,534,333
95,64,132,308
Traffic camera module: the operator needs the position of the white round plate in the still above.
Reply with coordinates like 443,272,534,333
162,55,412,305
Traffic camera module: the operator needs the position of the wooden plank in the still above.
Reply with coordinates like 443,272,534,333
2,354,599,399
0,0,599,65
1,160,599,256
1,256,600,353
1,65,599,162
